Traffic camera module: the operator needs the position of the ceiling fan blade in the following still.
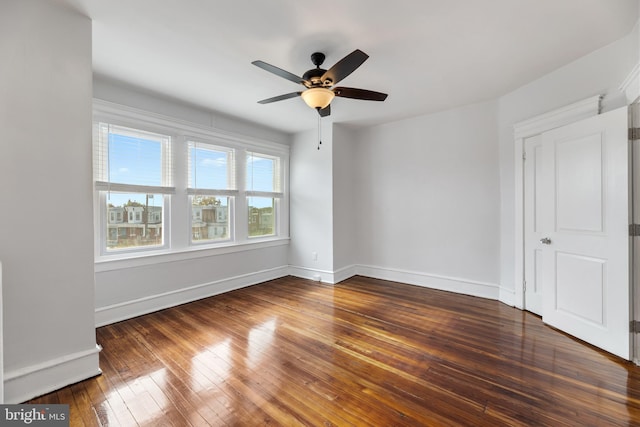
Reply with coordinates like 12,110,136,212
321,49,369,85
333,87,388,101
252,60,307,85
318,105,331,117
257,92,302,104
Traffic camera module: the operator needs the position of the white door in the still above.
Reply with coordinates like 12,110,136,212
524,135,544,315
540,106,630,360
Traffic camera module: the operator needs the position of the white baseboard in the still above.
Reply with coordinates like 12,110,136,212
288,265,336,284
333,265,357,283
286,263,500,301
95,265,289,327
499,285,516,307
4,345,102,404
355,265,499,300
287,265,357,284
96,263,508,328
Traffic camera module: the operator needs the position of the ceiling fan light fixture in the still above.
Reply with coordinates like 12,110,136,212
301,87,335,110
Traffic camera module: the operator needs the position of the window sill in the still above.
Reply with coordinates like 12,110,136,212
95,237,290,272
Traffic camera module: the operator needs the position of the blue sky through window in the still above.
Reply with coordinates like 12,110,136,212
191,146,228,189
107,133,163,207
246,155,275,192
109,133,161,186
106,132,276,209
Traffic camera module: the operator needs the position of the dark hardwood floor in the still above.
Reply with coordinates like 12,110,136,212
29,275,640,426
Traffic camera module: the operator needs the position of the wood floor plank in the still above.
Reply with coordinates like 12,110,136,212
182,289,432,424
180,297,401,426
134,314,281,425
27,275,640,426
57,386,88,427
92,352,140,426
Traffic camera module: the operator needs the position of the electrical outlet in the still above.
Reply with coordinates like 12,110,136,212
312,251,318,261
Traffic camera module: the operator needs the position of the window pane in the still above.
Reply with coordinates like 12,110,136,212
106,193,163,250
191,196,230,242
108,130,164,186
248,197,274,237
246,154,276,192
190,145,230,189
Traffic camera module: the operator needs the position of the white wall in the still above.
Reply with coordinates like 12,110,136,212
498,24,640,295
352,101,501,299
332,124,358,279
0,0,100,403
92,78,292,326
94,76,289,144
288,122,359,284
95,245,290,325
288,122,335,282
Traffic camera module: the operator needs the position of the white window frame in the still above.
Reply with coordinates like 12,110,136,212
245,151,285,239
93,121,174,256
93,100,289,266
187,139,238,246
189,195,235,244
97,191,171,256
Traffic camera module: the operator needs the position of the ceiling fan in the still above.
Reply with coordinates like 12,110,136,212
252,49,388,117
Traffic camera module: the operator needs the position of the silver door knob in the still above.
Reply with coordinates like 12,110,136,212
540,237,552,245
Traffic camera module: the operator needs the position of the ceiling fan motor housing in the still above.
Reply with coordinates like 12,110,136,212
310,52,325,67
304,52,334,87
303,67,331,87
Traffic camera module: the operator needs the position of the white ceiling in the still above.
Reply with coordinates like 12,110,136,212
61,0,638,134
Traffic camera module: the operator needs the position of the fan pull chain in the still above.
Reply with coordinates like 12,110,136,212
317,113,322,150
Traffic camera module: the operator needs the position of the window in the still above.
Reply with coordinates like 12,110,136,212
94,123,173,253
188,141,237,243
246,152,282,238
93,101,289,261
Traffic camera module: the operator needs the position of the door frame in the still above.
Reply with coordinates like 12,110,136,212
522,134,544,315
513,95,601,310
631,99,640,364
